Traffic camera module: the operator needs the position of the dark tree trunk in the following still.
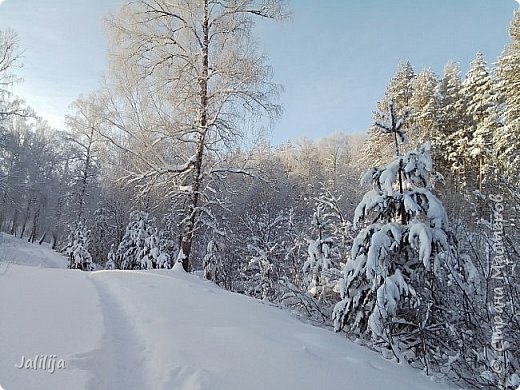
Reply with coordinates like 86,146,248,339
176,0,209,271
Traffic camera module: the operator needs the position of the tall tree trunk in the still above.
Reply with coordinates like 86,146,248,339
38,230,47,245
10,209,18,236
29,203,41,243
176,0,209,271
20,198,33,238
78,127,94,221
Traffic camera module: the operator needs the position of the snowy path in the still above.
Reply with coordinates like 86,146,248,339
0,235,455,390
86,274,148,390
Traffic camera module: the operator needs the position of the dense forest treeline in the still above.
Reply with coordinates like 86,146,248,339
1,2,519,388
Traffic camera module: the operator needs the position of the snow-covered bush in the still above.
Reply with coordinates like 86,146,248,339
303,235,333,296
444,207,520,388
302,190,352,303
246,245,275,300
232,206,289,299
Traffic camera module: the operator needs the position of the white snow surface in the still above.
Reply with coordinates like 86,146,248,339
0,234,454,390
0,233,68,268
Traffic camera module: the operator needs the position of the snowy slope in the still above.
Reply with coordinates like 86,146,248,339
0,235,454,390
0,233,68,268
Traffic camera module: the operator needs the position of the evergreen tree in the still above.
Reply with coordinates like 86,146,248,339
409,68,439,145
115,211,171,270
464,54,495,132
105,245,117,270
240,206,289,300
436,61,465,179
62,221,93,271
450,53,496,191
302,206,334,301
385,62,416,112
333,104,455,367
247,246,275,300
89,207,116,265
494,10,520,184
203,239,225,284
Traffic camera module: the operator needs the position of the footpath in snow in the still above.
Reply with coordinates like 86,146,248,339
0,234,454,390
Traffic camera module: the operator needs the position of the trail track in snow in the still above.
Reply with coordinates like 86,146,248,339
84,274,149,390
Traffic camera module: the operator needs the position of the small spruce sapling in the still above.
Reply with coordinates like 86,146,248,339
203,239,227,285
62,220,93,271
115,211,171,270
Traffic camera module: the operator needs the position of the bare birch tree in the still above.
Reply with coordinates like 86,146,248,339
65,98,102,220
0,30,20,89
0,30,30,121
87,0,286,270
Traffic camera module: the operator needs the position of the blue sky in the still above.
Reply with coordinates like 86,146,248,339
0,0,518,143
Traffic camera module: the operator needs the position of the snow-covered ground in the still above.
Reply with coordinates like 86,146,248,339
0,234,454,389
0,233,68,268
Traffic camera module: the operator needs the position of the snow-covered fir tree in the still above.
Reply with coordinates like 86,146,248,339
302,215,333,300
494,10,520,184
62,220,93,271
447,53,496,191
436,61,465,177
464,54,498,193
89,207,116,265
114,210,171,270
105,244,117,270
203,239,227,285
409,68,439,144
239,206,288,300
333,103,456,365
